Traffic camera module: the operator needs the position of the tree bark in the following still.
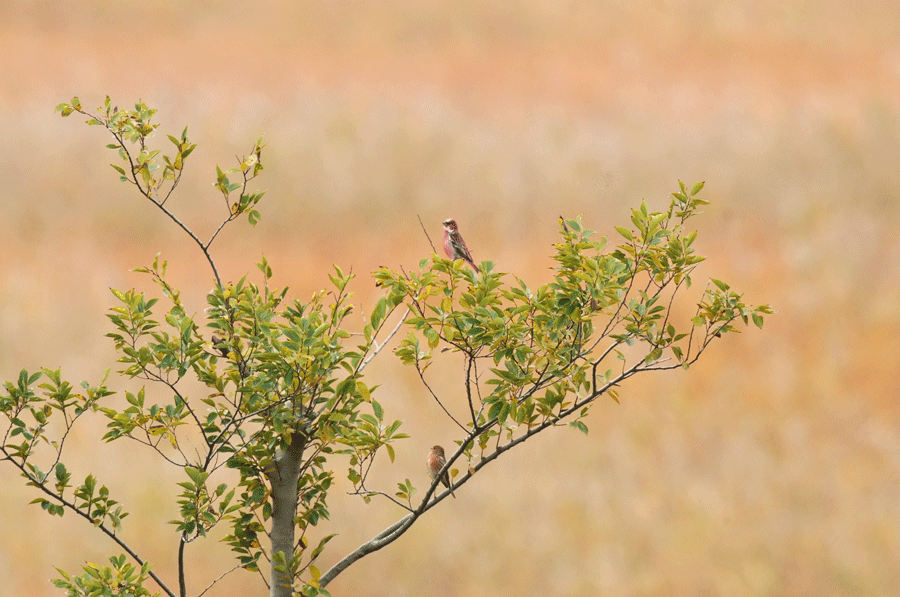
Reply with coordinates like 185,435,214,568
267,431,307,597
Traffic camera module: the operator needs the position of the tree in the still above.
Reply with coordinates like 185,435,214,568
0,97,772,597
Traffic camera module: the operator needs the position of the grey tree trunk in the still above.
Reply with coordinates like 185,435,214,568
267,431,307,597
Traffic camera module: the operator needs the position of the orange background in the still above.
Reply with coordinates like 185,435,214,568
1,1,899,596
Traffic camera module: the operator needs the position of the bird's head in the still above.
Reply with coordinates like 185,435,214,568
431,445,445,456
442,218,458,232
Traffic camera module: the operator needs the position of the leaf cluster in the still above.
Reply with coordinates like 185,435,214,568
53,555,158,597
55,96,266,287
95,257,408,589
373,181,773,500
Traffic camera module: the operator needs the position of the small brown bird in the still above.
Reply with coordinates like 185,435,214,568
426,445,456,498
211,335,229,357
442,218,480,273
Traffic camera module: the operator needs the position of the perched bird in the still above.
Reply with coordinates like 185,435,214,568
442,218,480,273
427,445,456,498
211,335,230,357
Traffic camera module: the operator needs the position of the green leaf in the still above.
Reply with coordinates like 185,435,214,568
371,398,383,420
711,278,729,292
370,297,387,330
614,226,633,241
569,420,589,435
184,467,207,485
497,400,510,424
752,313,764,328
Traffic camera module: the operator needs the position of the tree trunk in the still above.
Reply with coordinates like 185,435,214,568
267,431,306,597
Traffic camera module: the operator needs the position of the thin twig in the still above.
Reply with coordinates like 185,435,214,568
464,357,478,426
415,362,467,433
359,308,410,373
197,564,243,597
417,214,438,253
349,488,415,512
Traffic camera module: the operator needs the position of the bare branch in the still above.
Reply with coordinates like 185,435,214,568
415,361,468,433
417,214,438,254
349,487,414,512
360,308,410,373
196,564,242,597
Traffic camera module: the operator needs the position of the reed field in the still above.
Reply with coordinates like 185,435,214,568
1,1,899,595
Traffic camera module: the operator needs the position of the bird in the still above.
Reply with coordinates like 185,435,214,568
427,445,456,498
211,335,230,357
442,218,480,273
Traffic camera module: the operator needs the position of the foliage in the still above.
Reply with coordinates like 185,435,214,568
363,181,771,507
0,97,772,597
53,556,157,597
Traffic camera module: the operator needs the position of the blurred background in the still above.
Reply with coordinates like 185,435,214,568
1,1,899,595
